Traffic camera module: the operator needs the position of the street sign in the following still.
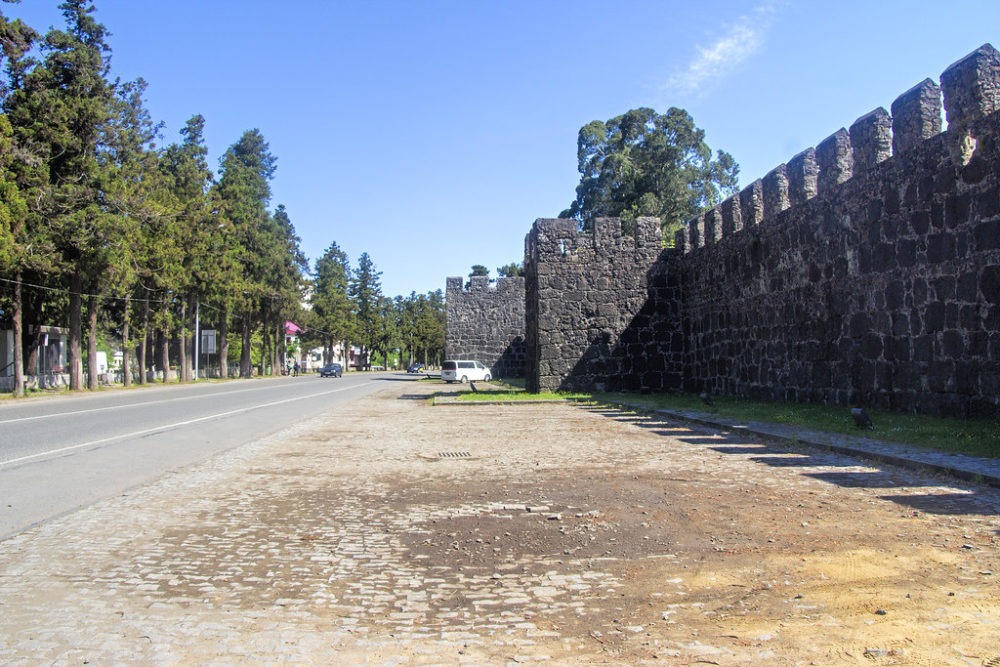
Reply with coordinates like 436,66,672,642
201,329,217,354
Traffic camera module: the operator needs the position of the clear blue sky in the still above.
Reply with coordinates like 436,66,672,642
7,1,1000,298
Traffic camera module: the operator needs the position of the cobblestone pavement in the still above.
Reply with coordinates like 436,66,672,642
0,379,998,666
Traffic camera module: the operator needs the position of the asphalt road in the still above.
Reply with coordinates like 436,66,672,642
0,371,401,539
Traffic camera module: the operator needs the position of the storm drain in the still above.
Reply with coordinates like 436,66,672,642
438,451,473,458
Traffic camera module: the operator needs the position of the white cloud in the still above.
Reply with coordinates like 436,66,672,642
666,1,784,96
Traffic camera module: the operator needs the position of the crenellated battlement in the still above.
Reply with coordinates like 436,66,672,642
446,275,525,294
523,216,667,392
445,274,526,377
526,216,662,262
676,42,1000,253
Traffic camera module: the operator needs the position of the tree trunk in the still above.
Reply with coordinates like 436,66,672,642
68,270,83,391
24,284,40,375
159,327,170,384
12,274,24,397
188,294,198,381
219,314,229,379
240,313,252,377
261,323,270,376
138,298,149,385
87,293,99,390
275,322,282,375
122,293,131,388
178,299,188,382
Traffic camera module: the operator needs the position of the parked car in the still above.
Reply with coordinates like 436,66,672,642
440,359,491,383
319,363,343,378
407,363,425,373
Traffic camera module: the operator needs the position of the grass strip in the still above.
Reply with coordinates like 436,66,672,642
594,391,1000,459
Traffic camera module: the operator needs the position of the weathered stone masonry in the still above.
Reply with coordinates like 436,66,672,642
518,43,1000,418
444,276,525,378
524,217,667,393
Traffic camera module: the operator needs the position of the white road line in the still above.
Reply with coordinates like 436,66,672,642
0,379,353,425
0,381,376,468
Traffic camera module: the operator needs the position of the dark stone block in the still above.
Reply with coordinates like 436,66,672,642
924,301,946,332
910,211,930,234
942,330,965,357
848,312,869,338
885,185,902,215
980,266,1000,303
897,239,917,267
926,233,956,263
928,360,956,392
969,330,989,356
955,361,979,394
874,243,896,271
957,271,981,301
861,333,883,359
976,190,1000,218
945,193,971,228
960,305,982,331
891,312,910,336
933,276,957,300
962,155,989,184
892,336,912,362
914,335,935,362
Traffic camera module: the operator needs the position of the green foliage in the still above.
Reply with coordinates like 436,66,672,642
561,107,740,239
466,264,489,288
349,251,383,364
496,262,524,277
0,5,309,390
0,114,27,268
455,390,590,402
2,5,446,390
311,241,356,356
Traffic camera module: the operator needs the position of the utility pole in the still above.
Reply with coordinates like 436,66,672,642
194,301,200,382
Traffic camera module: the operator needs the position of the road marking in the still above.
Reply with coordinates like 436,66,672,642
0,378,365,426
0,382,377,468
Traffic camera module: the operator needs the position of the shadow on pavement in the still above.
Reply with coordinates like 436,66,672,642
578,402,1000,518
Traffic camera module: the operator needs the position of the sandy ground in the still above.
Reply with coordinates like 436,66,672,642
0,378,998,666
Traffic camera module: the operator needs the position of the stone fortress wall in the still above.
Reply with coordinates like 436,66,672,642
660,43,1000,416
444,275,526,379
450,44,1000,417
523,217,667,393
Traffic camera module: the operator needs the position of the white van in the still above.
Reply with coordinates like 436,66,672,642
441,360,492,383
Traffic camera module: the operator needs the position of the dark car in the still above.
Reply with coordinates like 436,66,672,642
319,363,343,378
407,363,425,373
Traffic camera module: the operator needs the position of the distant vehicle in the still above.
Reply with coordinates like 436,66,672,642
407,363,425,373
319,363,343,378
440,359,491,383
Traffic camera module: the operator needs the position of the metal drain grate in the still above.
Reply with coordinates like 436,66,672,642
438,451,472,458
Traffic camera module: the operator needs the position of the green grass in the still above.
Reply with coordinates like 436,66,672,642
455,389,590,402
449,381,588,402
593,391,1000,459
